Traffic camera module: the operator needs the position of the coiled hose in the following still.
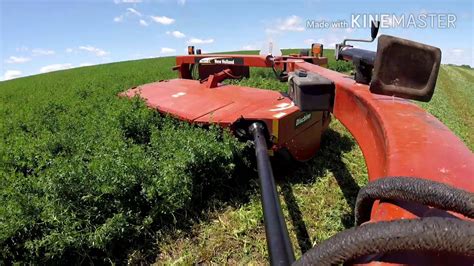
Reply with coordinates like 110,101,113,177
293,177,474,265
293,217,474,265
355,176,474,225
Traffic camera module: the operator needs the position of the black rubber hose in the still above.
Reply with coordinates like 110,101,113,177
293,217,474,266
355,176,474,225
249,122,295,265
339,48,376,66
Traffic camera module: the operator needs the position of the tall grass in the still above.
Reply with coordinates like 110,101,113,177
0,50,471,264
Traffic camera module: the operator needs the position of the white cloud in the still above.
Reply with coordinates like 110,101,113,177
114,7,142,23
16,46,29,52
451,48,464,56
242,45,257,50
177,0,186,6
66,48,74,53
5,56,31,64
166,30,185,38
114,0,142,3
39,63,73,73
443,48,473,66
279,15,304,31
160,47,176,54
79,62,93,67
150,16,175,25
267,15,305,34
187,38,214,44
114,16,124,22
32,48,55,56
139,19,149,26
2,70,22,80
78,45,110,57
126,7,141,17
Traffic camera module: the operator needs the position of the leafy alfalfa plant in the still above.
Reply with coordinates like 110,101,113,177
328,60,353,73
0,73,249,263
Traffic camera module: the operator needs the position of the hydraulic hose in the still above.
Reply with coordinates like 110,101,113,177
355,176,474,225
339,47,376,66
293,217,474,266
249,122,295,266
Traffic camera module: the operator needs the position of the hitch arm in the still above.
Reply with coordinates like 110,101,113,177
202,69,242,88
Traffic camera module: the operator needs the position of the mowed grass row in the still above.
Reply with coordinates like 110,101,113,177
419,65,474,148
0,49,472,264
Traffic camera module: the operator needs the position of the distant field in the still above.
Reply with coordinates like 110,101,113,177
0,49,472,264
419,65,473,148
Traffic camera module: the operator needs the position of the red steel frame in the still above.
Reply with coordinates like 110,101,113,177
291,60,474,264
176,54,273,68
125,53,473,264
175,54,272,79
290,61,474,217
175,54,328,78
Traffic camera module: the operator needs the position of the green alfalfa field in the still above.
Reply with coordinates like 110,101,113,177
0,49,472,264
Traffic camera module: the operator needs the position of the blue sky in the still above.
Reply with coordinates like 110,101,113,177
1,0,472,80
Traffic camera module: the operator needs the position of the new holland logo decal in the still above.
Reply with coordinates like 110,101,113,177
198,57,244,65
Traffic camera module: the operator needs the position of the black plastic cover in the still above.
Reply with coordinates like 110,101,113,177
288,70,335,111
370,35,441,102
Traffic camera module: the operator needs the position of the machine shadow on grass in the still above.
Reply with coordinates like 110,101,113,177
275,128,360,254
150,128,361,263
